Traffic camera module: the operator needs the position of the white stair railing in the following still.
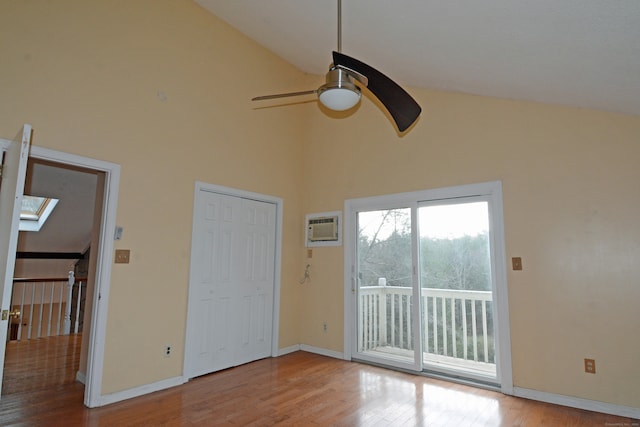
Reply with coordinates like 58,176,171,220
8,272,86,341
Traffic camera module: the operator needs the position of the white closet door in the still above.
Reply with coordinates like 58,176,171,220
234,198,275,365
185,190,276,378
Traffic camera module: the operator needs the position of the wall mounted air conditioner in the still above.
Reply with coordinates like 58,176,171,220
306,211,342,247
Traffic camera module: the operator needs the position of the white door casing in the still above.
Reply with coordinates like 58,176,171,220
0,124,32,398
27,145,120,408
184,182,281,379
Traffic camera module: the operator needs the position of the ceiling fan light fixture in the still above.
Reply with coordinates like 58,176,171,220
317,68,361,111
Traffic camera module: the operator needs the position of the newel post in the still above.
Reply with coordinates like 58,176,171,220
63,271,74,335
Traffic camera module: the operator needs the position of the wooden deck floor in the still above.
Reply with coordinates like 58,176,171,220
0,337,637,426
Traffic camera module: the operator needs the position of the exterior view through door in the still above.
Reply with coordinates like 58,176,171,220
345,181,512,389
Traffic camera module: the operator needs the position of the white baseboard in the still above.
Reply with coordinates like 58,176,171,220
76,371,86,385
97,376,186,407
300,344,344,360
513,387,640,419
278,344,301,356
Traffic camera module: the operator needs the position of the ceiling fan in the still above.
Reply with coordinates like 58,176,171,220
251,0,422,132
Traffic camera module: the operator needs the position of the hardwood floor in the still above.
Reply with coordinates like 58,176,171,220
0,337,637,426
2,334,82,395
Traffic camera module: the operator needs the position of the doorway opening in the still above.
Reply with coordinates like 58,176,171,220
4,158,100,396
0,129,120,408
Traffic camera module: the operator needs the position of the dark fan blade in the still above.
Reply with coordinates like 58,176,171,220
252,89,317,101
333,51,421,132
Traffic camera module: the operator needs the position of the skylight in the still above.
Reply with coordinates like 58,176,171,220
19,195,59,232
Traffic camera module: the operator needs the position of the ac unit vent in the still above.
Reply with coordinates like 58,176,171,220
306,212,342,247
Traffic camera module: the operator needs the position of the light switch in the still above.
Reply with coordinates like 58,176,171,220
115,249,130,264
512,257,522,271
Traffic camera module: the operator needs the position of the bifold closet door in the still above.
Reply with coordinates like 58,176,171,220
185,191,276,378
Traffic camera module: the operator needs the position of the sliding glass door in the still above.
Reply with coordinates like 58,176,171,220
346,182,511,387
418,200,496,381
355,207,420,370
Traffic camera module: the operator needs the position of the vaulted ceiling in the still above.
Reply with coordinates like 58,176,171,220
197,0,640,116
13,1,640,279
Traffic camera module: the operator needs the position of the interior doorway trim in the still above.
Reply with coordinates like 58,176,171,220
29,146,120,408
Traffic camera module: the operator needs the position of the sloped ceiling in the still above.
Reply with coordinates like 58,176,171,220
196,0,640,116
11,1,640,278
14,161,97,279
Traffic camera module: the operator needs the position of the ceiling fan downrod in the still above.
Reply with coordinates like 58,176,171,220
337,0,342,53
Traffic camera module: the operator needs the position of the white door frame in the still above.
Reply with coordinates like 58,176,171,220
343,180,513,394
29,146,120,408
183,181,283,380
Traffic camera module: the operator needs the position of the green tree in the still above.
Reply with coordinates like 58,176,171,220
357,209,412,287
420,232,491,291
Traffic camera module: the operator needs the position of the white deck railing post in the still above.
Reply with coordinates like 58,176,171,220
378,278,387,347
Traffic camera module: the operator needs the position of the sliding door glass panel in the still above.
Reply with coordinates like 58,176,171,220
418,201,497,380
356,208,415,366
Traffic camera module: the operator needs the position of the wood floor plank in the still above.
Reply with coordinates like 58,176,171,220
0,338,638,426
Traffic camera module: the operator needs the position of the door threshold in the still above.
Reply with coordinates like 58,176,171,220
352,357,501,393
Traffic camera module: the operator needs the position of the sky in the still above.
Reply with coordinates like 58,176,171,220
358,201,489,241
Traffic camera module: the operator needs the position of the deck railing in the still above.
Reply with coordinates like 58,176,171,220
8,272,86,341
359,285,494,364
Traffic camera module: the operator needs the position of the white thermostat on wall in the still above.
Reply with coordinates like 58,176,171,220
306,211,342,247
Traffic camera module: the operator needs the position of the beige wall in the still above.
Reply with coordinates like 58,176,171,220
2,0,639,411
0,0,308,394
301,92,640,408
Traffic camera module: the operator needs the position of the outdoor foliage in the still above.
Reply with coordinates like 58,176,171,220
357,209,491,291
357,209,496,364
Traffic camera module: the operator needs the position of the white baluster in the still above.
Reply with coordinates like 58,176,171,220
400,293,404,348
37,282,45,338
462,299,468,360
471,300,478,362
47,282,55,337
406,294,412,350
482,301,489,362
441,297,447,356
56,282,64,335
451,298,457,358
18,283,26,341
27,283,35,339
390,294,396,347
431,296,438,354
423,294,429,353
74,281,82,334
